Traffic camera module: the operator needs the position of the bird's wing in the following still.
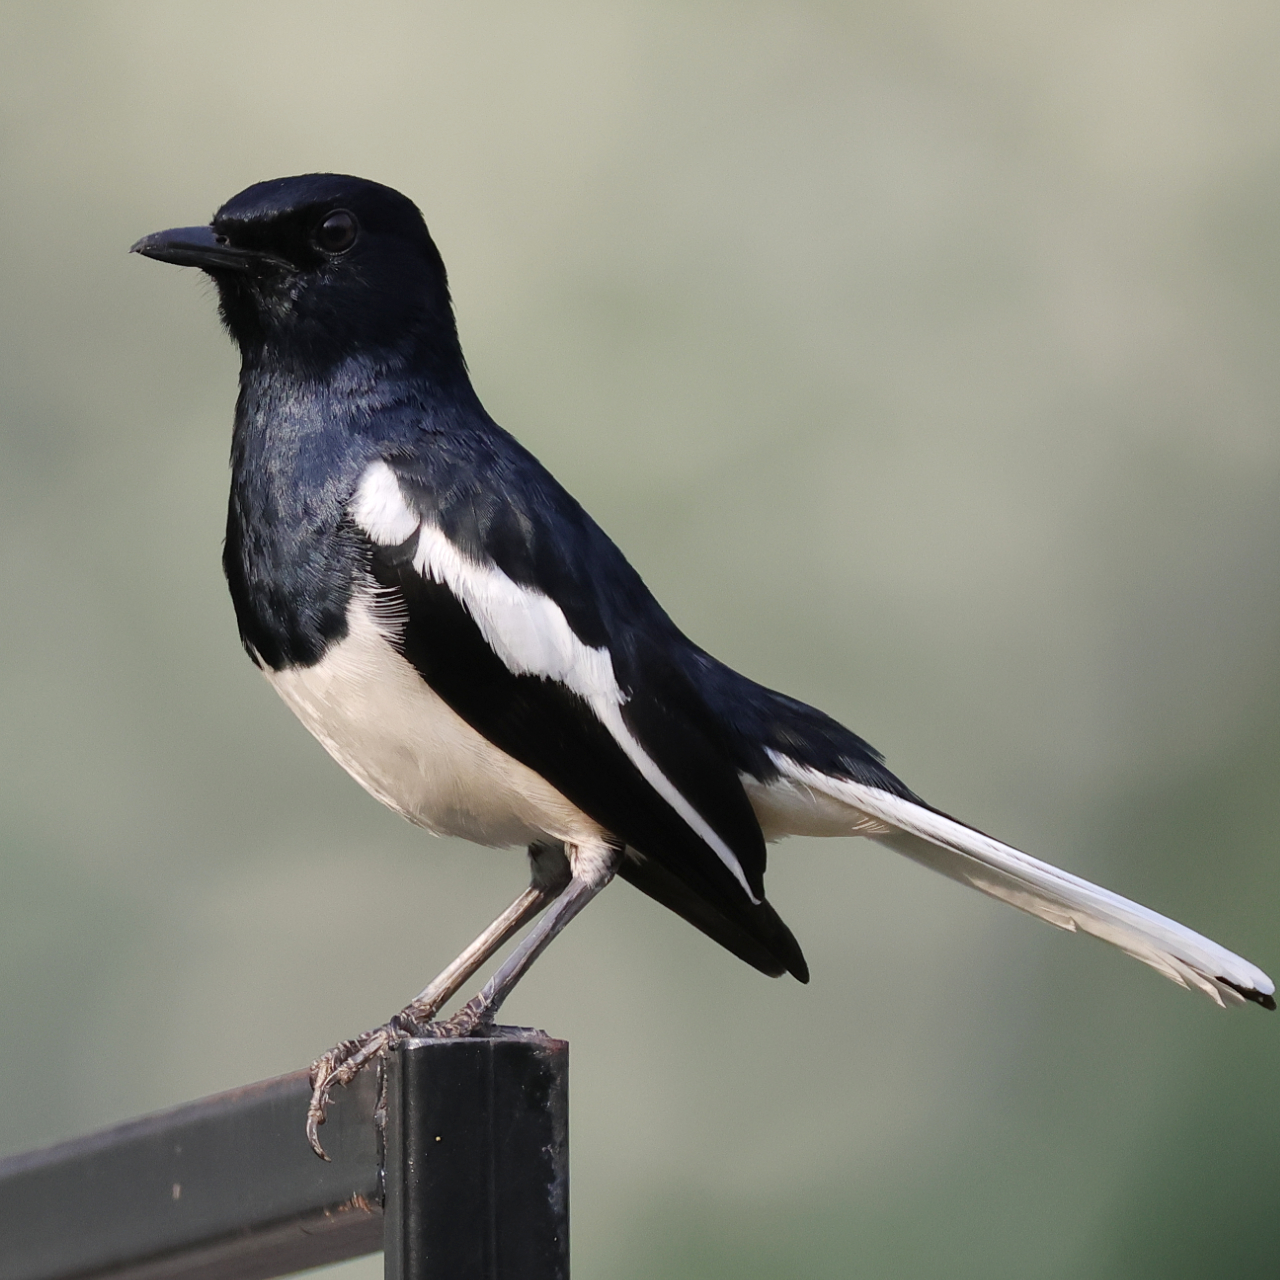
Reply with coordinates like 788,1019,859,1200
350,451,806,976
756,751,1275,1009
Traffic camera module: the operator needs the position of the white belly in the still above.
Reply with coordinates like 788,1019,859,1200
265,596,607,850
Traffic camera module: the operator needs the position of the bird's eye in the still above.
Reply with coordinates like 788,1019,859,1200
313,210,359,255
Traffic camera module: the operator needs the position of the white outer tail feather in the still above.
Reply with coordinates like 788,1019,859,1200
769,753,1274,1009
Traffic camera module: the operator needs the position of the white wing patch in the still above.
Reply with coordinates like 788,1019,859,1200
352,459,421,545
766,752,1274,1009
351,460,759,902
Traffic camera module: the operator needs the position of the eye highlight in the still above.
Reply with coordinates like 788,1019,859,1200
313,209,359,255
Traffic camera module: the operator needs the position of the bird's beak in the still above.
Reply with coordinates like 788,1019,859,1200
130,225,291,272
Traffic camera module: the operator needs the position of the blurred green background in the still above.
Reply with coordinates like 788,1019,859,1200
2,2,1278,1276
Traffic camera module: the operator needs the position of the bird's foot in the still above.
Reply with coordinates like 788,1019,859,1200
306,1008,426,1158
419,993,492,1040
305,998,495,1157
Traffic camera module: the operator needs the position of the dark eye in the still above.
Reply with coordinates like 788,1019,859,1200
313,209,358,255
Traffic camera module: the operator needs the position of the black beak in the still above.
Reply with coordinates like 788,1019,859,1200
130,225,291,272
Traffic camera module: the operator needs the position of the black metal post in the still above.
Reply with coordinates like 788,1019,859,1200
383,1031,570,1280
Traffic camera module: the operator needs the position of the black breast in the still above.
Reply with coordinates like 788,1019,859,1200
223,369,372,672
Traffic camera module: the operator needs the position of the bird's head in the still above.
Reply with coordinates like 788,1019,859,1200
132,174,461,376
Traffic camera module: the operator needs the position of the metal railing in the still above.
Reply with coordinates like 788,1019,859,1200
0,1030,568,1280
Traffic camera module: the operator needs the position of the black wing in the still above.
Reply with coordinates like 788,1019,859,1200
351,432,808,980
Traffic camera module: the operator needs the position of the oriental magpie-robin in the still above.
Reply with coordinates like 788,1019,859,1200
133,175,1274,1156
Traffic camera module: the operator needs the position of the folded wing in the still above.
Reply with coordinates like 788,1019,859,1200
352,456,808,980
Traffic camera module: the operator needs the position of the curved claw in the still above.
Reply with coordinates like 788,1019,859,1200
306,1087,332,1160
306,1059,337,1159
306,1042,355,1160
305,1029,402,1159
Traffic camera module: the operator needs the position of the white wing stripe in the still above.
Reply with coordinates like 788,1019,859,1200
351,461,759,901
413,523,618,700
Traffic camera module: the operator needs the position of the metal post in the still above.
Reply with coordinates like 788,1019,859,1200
383,1031,569,1280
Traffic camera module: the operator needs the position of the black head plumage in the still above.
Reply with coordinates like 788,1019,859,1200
138,173,464,377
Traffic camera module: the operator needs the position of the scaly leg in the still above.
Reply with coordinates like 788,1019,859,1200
425,839,623,1038
306,841,571,1157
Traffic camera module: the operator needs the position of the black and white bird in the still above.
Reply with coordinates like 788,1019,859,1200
133,174,1274,1155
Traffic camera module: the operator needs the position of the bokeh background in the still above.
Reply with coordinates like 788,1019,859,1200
2,2,1279,1276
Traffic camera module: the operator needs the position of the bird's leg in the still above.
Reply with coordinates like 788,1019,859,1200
306,841,570,1157
395,841,573,1033
425,839,623,1039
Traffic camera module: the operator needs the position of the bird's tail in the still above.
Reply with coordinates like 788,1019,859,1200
753,752,1275,1010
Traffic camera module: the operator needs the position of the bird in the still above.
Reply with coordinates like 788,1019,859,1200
132,174,1274,1156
